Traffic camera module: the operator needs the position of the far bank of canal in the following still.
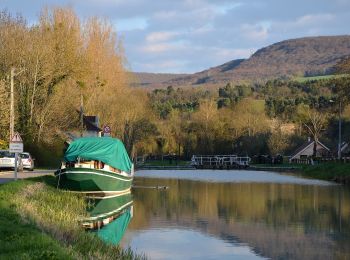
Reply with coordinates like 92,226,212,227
250,163,350,184
138,162,350,184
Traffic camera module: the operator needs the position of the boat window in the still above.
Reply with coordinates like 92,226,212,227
94,161,104,169
109,166,121,173
66,161,75,168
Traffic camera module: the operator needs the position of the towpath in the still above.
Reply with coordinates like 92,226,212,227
0,170,54,184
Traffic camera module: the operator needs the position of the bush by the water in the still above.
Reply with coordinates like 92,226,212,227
302,163,350,183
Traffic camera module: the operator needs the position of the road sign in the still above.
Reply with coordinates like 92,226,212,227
9,132,23,153
9,143,23,153
103,125,111,133
103,125,111,137
9,132,23,180
11,132,23,143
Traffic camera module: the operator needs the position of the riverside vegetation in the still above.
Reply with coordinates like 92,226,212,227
301,163,350,183
0,7,350,166
0,176,144,259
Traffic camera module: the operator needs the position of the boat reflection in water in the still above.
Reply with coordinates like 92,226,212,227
82,192,133,245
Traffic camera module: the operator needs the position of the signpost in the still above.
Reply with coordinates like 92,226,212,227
103,125,111,137
9,132,23,180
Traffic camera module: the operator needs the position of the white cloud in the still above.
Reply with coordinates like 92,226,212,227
241,24,269,41
136,60,189,73
215,48,256,60
296,13,334,26
116,17,148,31
269,13,336,37
140,42,186,53
146,31,179,43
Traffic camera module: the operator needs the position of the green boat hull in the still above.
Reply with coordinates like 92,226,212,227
55,168,133,193
86,193,133,220
93,206,132,245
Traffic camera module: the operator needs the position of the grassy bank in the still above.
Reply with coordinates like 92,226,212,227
0,176,143,260
301,163,350,183
251,163,302,168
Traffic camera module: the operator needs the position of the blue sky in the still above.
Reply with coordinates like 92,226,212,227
1,0,350,73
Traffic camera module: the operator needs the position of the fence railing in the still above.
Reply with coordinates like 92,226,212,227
191,155,251,168
290,157,350,165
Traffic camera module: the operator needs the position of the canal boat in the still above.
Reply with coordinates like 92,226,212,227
55,137,134,195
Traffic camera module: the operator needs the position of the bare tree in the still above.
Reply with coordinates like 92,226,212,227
303,109,328,157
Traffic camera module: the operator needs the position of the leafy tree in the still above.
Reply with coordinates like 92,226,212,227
0,79,9,144
268,121,289,156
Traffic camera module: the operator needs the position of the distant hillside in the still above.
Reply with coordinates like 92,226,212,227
133,35,350,88
130,72,188,88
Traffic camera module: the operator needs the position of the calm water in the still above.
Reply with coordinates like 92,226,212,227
101,170,350,259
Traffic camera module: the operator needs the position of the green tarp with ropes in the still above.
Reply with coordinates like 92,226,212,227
64,137,132,173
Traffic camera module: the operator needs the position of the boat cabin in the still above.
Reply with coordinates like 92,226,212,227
62,159,132,176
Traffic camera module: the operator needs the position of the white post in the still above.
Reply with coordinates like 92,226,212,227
14,152,18,180
338,100,342,160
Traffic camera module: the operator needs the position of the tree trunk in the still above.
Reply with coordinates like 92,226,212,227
313,137,317,157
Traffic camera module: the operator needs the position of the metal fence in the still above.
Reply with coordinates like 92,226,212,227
191,155,251,169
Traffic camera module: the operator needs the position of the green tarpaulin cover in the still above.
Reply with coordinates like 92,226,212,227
64,137,132,173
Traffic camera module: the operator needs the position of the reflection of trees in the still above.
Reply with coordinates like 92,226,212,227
130,178,350,259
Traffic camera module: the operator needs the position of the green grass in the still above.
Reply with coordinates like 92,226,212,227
294,74,348,83
143,160,190,166
0,176,144,260
251,163,302,168
300,163,350,182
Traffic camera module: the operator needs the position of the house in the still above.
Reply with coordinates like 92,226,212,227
341,142,350,157
82,116,102,137
67,115,102,140
289,139,330,162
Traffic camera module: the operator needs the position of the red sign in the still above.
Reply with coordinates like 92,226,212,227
11,132,23,143
103,125,111,134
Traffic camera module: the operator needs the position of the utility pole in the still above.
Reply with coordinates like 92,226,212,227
338,100,342,160
9,67,24,181
80,93,84,137
330,97,342,160
10,68,15,139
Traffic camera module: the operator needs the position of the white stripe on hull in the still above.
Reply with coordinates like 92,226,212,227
82,201,133,222
86,190,131,199
69,188,131,196
56,170,133,182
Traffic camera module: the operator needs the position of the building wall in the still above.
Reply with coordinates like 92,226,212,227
293,143,329,159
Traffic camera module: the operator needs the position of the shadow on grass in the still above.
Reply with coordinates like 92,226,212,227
24,175,58,188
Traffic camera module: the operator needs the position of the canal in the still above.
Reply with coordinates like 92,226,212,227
100,170,350,259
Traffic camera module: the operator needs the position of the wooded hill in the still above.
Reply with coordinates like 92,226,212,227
134,35,350,88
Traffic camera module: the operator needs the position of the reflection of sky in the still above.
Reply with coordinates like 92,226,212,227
135,170,334,185
121,228,266,260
